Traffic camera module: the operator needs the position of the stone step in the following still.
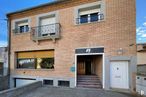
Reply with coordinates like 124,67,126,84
77,79,100,81
77,80,101,83
77,84,102,89
77,82,101,85
78,75,98,78
77,78,100,80
77,75,102,89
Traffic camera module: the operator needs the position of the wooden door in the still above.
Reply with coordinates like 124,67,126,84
77,61,85,75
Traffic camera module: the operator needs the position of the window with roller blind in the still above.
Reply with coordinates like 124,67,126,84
78,5,101,24
16,50,54,69
15,20,29,33
75,1,105,24
39,15,56,37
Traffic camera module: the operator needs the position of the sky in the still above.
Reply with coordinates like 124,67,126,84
136,0,146,43
0,0,146,47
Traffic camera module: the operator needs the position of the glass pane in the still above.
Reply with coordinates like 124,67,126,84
17,58,36,69
37,58,54,69
90,13,99,22
19,26,25,33
25,25,29,32
80,15,88,24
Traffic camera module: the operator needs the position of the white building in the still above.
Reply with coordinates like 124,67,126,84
0,47,8,76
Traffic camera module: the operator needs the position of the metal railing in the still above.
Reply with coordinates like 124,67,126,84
76,13,104,24
31,23,60,41
13,27,29,34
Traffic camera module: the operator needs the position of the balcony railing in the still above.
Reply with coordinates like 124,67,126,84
31,23,60,41
76,13,104,24
13,27,29,34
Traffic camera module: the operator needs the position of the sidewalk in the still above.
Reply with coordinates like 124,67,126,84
17,86,137,97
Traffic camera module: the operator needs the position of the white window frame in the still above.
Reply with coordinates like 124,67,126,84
12,17,31,34
74,0,106,25
36,11,59,37
36,11,59,27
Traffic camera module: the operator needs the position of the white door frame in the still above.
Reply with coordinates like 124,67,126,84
75,53,105,89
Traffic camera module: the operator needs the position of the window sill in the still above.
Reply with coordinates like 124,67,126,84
12,31,30,35
15,68,55,71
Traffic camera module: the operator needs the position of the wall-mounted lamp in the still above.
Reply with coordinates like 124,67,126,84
117,48,124,55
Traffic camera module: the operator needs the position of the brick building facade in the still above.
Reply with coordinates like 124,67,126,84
7,0,136,92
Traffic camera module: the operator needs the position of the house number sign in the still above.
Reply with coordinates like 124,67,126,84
75,47,104,54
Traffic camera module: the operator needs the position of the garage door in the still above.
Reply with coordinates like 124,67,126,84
15,78,36,88
110,61,129,89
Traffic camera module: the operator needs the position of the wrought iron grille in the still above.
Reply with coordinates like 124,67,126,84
31,23,60,41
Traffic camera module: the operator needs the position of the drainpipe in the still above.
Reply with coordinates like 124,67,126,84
7,18,11,88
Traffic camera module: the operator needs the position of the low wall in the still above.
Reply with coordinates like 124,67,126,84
0,81,42,97
0,76,9,91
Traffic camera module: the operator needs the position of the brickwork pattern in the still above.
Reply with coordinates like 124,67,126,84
8,0,136,78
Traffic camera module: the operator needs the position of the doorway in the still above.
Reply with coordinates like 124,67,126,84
77,55,103,76
85,60,91,75
110,61,129,89
76,54,104,89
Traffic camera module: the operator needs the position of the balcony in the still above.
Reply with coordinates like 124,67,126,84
31,23,60,41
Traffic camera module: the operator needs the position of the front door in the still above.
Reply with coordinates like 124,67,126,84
77,58,92,75
77,61,85,75
110,61,129,89
85,60,91,75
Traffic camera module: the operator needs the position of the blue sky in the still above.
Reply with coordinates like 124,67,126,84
136,0,146,43
0,0,146,47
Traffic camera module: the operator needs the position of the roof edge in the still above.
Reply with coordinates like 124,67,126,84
7,0,66,17
137,43,146,45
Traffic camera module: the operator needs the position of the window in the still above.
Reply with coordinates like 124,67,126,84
17,58,36,69
43,80,53,85
39,15,56,37
78,5,101,24
16,50,54,69
90,12,99,22
75,1,105,24
37,58,54,69
19,25,29,33
80,15,88,24
58,80,70,87
14,20,29,33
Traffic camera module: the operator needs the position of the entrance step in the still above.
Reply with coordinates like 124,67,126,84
77,75,102,89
